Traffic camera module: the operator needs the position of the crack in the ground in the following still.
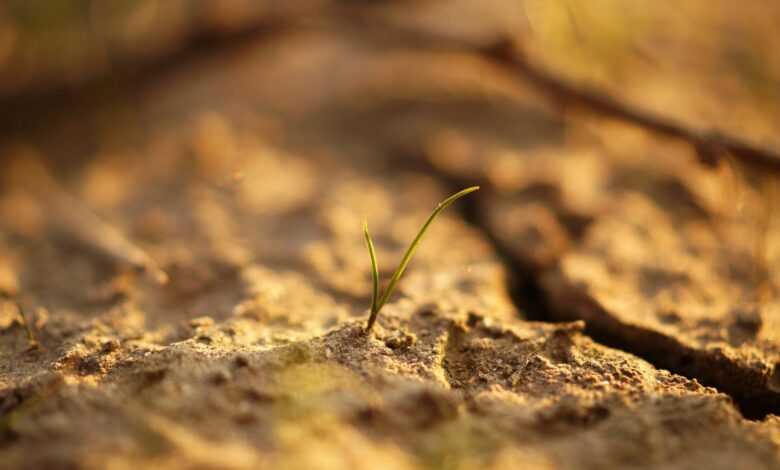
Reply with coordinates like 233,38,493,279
435,177,780,421
541,280,780,421
440,319,468,391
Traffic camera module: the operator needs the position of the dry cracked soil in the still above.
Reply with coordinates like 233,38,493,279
3,2,780,469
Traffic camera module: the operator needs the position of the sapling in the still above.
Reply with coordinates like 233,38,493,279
363,186,479,333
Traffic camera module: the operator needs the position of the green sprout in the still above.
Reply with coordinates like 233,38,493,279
363,186,480,333
15,301,39,350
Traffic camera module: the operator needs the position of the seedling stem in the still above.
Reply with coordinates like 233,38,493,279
363,186,479,333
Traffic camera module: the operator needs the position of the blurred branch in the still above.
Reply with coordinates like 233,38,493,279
3,2,779,175
343,10,780,173
477,39,780,173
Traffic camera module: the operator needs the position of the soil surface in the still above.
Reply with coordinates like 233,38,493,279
3,2,780,469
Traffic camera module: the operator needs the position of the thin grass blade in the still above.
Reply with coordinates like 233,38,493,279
374,186,479,312
363,222,381,331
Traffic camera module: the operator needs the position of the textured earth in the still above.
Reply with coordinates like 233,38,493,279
3,2,780,469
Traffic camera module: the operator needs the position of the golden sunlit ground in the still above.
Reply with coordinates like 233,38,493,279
2,2,780,469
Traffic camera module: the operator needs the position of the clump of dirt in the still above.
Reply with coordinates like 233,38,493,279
542,184,780,418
